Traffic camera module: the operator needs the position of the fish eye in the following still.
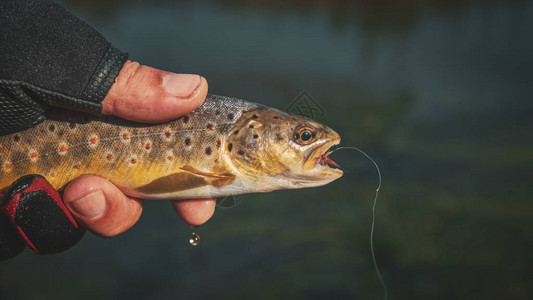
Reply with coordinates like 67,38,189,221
301,131,312,141
293,124,316,145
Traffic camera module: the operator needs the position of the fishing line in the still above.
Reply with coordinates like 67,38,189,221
328,146,388,300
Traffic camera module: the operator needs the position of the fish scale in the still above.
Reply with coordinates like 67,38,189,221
0,95,343,199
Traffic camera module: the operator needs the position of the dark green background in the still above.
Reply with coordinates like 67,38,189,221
1,0,531,299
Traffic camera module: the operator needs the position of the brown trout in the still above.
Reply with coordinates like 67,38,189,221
0,95,343,199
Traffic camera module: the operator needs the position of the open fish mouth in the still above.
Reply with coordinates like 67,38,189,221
304,138,343,174
318,146,342,170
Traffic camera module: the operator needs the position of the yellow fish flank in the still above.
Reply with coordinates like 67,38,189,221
0,95,343,200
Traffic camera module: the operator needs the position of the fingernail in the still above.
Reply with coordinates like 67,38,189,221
163,74,201,99
69,190,106,219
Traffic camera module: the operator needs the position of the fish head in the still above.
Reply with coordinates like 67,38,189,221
225,108,343,190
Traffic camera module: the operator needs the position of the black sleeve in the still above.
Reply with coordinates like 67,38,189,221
0,0,128,135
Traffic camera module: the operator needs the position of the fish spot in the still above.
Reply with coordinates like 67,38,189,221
128,155,139,166
252,114,258,119
215,110,221,115
234,130,239,135
59,143,68,154
227,113,234,120
89,135,99,148
207,124,214,130
216,140,221,148
185,138,191,146
29,151,38,161
228,143,233,152
14,135,20,142
253,134,259,139
51,172,56,178
163,128,174,142
121,131,131,144
106,153,114,161
238,150,245,156
74,164,81,170
49,124,55,132
165,150,175,163
249,124,254,129
3,162,13,172
183,116,190,123
205,147,212,155
273,116,279,119
275,134,283,141
144,140,152,151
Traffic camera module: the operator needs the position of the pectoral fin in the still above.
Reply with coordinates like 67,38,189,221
181,165,236,188
135,172,207,194
135,166,236,195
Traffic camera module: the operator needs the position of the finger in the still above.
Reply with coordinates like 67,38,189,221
171,198,217,227
101,60,208,122
62,175,143,237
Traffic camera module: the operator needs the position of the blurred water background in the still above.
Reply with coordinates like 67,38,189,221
1,0,532,299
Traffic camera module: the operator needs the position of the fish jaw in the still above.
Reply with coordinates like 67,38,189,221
297,132,343,185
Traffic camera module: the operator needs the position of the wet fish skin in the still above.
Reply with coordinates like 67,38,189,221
0,95,342,199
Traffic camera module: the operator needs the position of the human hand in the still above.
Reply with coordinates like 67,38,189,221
1,1,217,258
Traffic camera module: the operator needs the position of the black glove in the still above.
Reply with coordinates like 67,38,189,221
0,175,85,260
1,0,124,259
0,0,127,135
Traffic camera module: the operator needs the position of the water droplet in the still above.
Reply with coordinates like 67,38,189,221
189,232,200,246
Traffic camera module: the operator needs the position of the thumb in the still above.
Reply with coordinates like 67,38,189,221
62,175,143,237
101,60,208,122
